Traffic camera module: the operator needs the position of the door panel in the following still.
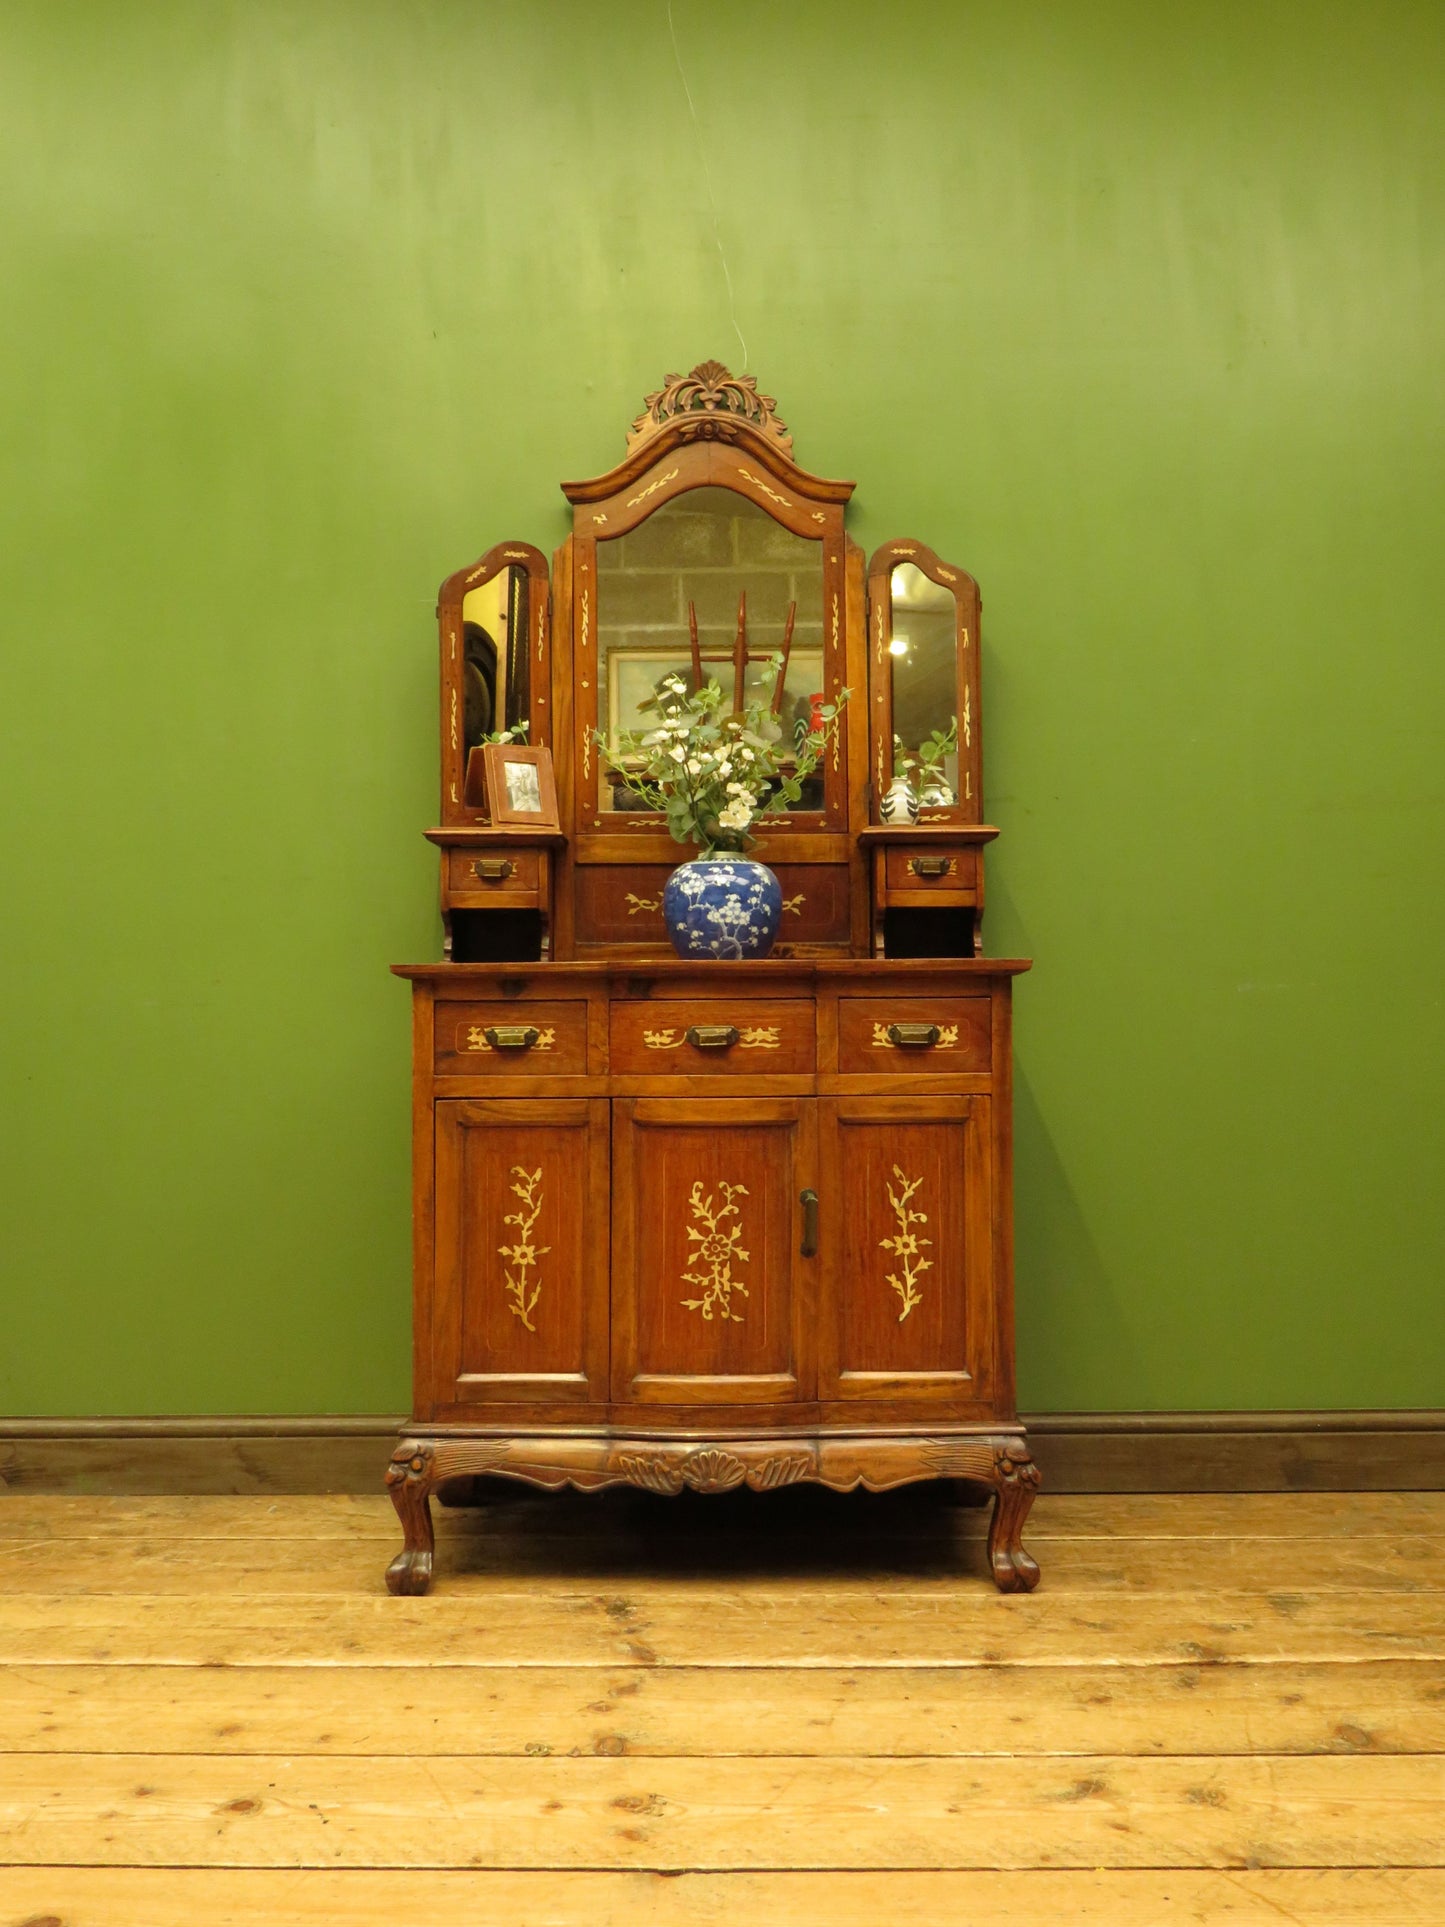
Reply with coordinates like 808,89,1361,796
818,1095,993,1404
432,1099,609,1409
611,1098,814,1404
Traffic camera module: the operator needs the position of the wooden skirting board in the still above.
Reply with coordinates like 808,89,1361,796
1,1411,1442,1495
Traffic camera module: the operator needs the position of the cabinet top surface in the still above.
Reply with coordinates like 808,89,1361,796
392,957,1031,983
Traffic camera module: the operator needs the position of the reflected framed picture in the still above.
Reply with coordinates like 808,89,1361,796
481,744,559,828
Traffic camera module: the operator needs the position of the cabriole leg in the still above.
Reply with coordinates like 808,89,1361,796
384,1442,437,1595
986,1442,1041,1592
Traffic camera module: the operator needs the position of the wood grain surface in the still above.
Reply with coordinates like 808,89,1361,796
1,1489,1441,1922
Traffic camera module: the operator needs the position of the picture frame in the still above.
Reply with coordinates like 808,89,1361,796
480,743,559,828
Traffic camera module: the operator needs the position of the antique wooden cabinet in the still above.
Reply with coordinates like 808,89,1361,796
386,365,1039,1594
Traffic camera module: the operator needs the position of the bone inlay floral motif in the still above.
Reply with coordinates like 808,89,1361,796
499,1166,549,1332
681,1180,750,1322
464,1026,555,1052
643,1026,781,1050
880,1164,931,1322
626,468,680,510
735,466,792,510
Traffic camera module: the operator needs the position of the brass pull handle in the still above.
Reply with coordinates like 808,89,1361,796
482,1025,540,1050
887,1022,941,1048
911,856,951,878
800,1189,819,1257
685,1024,740,1050
474,858,514,882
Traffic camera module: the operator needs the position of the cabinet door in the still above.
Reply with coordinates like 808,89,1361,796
432,1099,609,1410
611,1098,814,1405
818,1095,994,1405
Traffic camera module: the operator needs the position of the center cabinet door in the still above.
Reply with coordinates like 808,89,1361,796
432,1099,610,1412
611,1098,815,1405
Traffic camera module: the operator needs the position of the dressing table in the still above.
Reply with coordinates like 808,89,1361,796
386,364,1039,1593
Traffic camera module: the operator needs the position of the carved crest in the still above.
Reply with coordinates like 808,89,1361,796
627,360,794,456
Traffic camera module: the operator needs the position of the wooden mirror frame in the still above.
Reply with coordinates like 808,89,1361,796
866,539,983,825
436,540,552,826
558,367,867,866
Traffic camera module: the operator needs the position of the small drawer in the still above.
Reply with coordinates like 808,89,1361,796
435,999,589,1076
446,849,542,897
611,999,816,1075
883,847,977,895
836,997,991,1075
771,865,852,947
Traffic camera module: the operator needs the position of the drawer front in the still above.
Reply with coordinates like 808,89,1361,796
435,999,589,1076
771,865,852,947
574,866,671,946
882,848,977,895
446,849,542,897
836,996,992,1075
611,999,816,1076
573,864,852,949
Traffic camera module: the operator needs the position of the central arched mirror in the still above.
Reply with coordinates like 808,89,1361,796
594,485,828,815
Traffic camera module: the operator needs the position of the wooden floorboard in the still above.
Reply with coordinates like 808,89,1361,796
4,1487,1445,1540
2,1868,1444,1926
0,1492,1440,1913
5,1658,1443,1757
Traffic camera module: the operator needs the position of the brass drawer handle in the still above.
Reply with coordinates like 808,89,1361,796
685,1024,740,1050
473,858,515,882
911,856,951,878
482,1025,540,1050
800,1188,819,1257
887,1022,941,1048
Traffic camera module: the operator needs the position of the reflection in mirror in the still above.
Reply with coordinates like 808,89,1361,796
461,566,531,757
889,563,958,804
596,486,825,812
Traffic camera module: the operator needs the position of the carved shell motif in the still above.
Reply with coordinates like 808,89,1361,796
627,361,794,455
680,1449,748,1492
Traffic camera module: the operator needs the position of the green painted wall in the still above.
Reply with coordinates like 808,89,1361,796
3,0,1442,1416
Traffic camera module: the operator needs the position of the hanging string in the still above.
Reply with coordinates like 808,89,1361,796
666,0,749,372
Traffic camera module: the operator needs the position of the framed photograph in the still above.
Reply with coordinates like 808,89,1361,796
481,743,559,828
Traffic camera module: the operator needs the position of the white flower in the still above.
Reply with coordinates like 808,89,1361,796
686,758,702,775
716,759,732,777
664,675,687,693
718,799,754,832
670,745,686,762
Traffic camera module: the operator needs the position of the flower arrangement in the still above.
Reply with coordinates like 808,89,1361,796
893,715,958,785
596,656,849,854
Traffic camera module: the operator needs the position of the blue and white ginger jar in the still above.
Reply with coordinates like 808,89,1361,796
662,858,783,960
